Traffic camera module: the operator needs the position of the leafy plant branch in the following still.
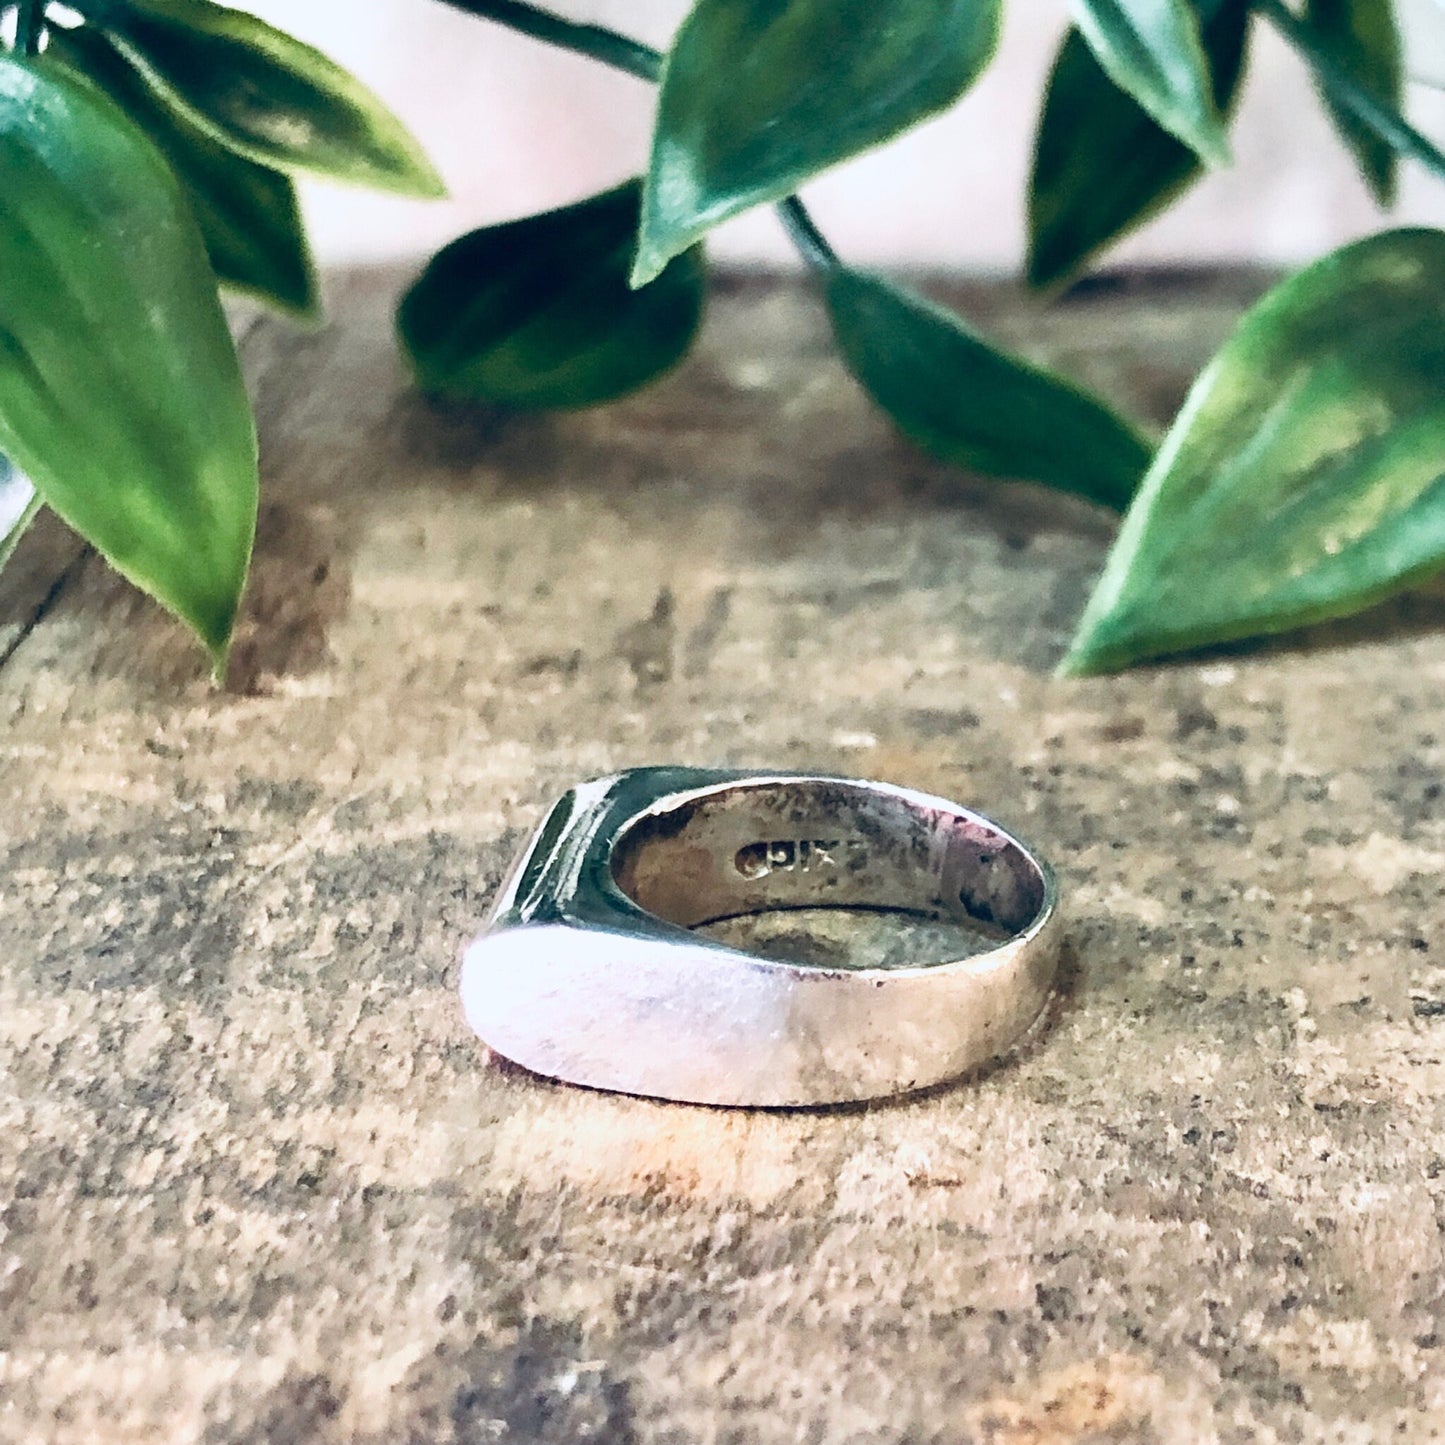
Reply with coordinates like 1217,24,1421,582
409,0,1153,514
438,0,843,276
0,0,1441,682
414,0,1445,675
1257,0,1445,181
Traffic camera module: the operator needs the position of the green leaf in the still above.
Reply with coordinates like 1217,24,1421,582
1261,0,1445,189
1070,0,1231,165
50,25,317,316
1303,0,1403,204
1062,228,1445,676
0,54,257,670
82,0,444,195
0,455,41,574
633,0,1001,286
400,181,706,410
1028,0,1251,289
825,269,1152,510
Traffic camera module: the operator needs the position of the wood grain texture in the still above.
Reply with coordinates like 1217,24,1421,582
1,270,1443,1445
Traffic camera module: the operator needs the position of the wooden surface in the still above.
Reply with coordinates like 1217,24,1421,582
2,270,1444,1445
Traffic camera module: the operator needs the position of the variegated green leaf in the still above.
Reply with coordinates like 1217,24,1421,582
1064,229,1445,674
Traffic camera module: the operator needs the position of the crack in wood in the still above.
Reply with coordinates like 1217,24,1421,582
0,542,92,676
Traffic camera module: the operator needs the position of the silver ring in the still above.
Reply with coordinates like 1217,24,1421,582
461,767,1061,1107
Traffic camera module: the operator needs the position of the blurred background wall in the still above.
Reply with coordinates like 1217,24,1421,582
249,0,1445,273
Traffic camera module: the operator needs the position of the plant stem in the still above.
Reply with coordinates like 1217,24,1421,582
436,0,840,273
436,0,660,82
15,0,45,55
777,196,838,272
1257,0,1445,180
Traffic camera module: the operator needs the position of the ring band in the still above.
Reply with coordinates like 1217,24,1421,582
461,768,1061,1107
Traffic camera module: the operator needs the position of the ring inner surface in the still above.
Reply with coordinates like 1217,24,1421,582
609,780,1045,937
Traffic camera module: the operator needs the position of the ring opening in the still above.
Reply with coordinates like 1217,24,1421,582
609,779,1046,937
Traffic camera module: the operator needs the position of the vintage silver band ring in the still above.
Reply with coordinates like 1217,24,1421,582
461,768,1062,1107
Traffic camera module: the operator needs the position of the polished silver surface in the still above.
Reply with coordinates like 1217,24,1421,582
461,768,1062,1107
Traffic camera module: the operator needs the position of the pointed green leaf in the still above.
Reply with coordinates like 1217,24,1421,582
0,54,257,669
1303,0,1403,204
825,269,1152,509
50,25,317,316
81,0,444,195
1062,229,1445,676
400,181,706,410
1028,0,1251,289
1070,0,1231,165
1261,0,1445,184
0,455,41,575
633,0,1001,286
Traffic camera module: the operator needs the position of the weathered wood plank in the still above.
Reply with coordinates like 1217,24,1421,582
1,270,1442,1445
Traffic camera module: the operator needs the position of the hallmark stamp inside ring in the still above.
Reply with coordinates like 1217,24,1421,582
461,767,1062,1108
732,837,865,879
